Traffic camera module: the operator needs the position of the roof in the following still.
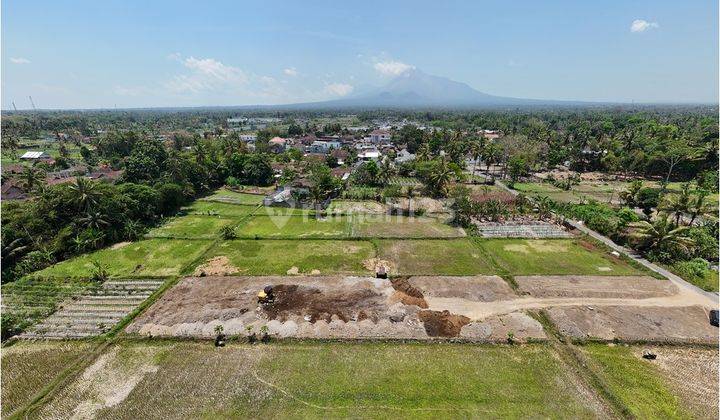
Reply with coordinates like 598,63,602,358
269,137,287,144
370,129,390,136
20,151,49,159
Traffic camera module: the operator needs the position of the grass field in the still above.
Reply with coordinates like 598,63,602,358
351,215,464,238
27,341,597,418
201,189,266,205
183,201,258,218
236,215,350,238
146,215,235,239
33,239,213,278
581,344,691,419
481,239,642,276
1,340,93,418
376,239,495,275
204,239,375,275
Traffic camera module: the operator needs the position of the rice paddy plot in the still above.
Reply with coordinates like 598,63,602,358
32,239,214,279
236,215,350,238
182,201,258,218
19,279,165,339
351,214,465,238
146,215,235,239
479,239,642,276
200,189,266,205
376,239,496,275
388,176,422,187
1,341,94,418
202,240,375,275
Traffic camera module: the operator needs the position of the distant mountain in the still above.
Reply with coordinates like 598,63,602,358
290,68,587,108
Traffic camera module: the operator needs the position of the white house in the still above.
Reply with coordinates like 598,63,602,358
369,129,391,143
20,151,51,160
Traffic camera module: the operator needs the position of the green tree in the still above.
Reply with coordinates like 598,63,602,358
628,217,694,260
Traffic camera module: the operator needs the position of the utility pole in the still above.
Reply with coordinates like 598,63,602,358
12,101,18,111
29,96,37,110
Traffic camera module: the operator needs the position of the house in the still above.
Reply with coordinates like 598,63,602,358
395,149,416,163
481,129,502,140
268,137,287,153
307,140,341,154
20,151,51,161
369,129,391,143
239,134,257,142
1,181,27,200
358,149,381,161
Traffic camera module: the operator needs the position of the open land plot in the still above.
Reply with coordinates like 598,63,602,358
128,275,544,341
198,240,374,275
375,239,496,275
546,305,718,344
626,345,719,419
327,199,389,215
1,340,93,418
386,196,449,214
351,214,465,238
480,238,643,276
200,188,266,205
515,275,677,299
236,215,350,238
33,239,214,279
146,215,235,239
581,343,717,419
28,341,600,419
182,200,258,218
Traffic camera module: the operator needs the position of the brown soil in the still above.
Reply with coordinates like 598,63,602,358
263,284,386,323
389,277,429,308
193,256,238,276
418,310,470,337
515,275,677,299
390,291,429,308
362,258,395,273
111,241,132,250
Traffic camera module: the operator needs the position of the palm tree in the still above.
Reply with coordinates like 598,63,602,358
70,177,100,213
406,185,415,215
660,183,691,226
427,157,456,197
79,211,111,230
628,217,694,255
688,189,712,225
19,167,45,193
468,139,484,182
483,143,502,176
416,143,431,161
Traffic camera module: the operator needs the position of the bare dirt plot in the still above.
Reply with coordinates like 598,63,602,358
515,275,678,299
386,197,448,214
127,275,542,342
631,346,719,419
546,305,719,344
407,275,517,301
327,200,388,215
351,215,465,238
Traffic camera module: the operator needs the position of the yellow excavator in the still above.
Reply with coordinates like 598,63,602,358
257,285,275,306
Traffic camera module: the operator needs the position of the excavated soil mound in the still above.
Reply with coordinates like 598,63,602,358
193,256,239,276
389,277,429,308
418,310,471,337
263,284,386,323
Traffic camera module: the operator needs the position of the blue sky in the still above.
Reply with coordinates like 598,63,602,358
2,0,718,109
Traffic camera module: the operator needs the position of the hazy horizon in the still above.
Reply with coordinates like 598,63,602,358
2,0,718,110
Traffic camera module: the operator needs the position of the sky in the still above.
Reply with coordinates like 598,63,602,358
2,0,718,109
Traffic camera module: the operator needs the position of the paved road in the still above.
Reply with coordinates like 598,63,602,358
493,178,719,308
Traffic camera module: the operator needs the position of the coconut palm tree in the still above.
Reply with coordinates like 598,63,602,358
468,139,484,181
70,177,101,213
628,216,694,255
416,143,431,161
660,183,691,226
19,167,45,193
688,189,713,226
427,157,456,197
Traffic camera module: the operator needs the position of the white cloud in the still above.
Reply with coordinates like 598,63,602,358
10,57,30,64
630,19,659,33
166,52,182,61
324,83,354,96
373,60,414,76
283,67,298,76
166,56,248,93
